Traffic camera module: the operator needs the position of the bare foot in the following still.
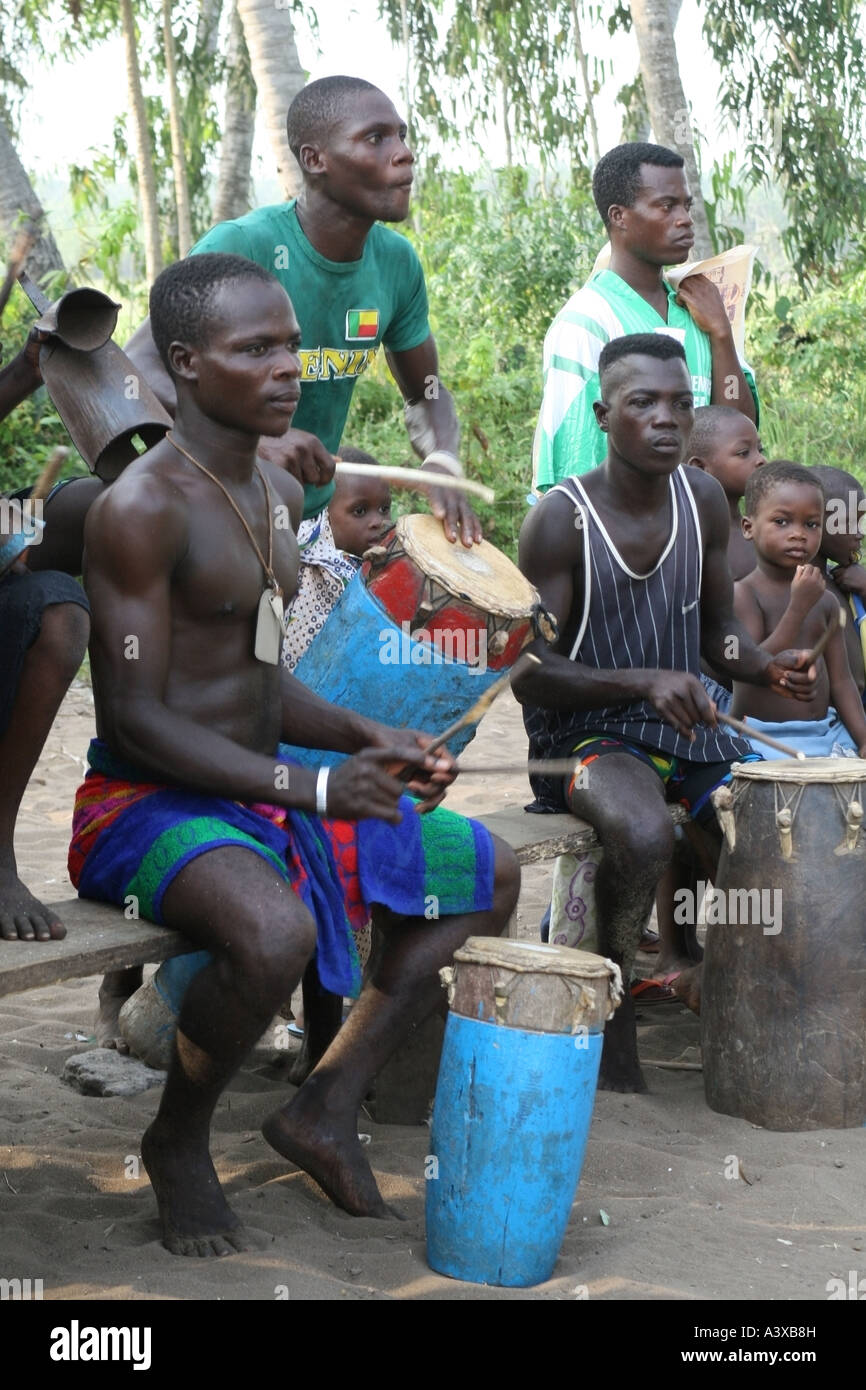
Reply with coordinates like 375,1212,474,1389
653,953,694,979
95,989,131,1052
141,1120,255,1258
0,868,66,942
263,1090,392,1217
94,967,142,1051
673,963,702,1015
598,995,648,1094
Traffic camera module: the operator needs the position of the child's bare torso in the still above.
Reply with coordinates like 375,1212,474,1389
731,571,833,722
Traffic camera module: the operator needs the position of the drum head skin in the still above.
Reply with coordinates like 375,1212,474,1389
732,756,866,783
445,936,624,1032
454,935,616,979
398,514,537,618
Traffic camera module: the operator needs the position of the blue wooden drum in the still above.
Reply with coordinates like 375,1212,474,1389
426,937,623,1287
282,514,541,768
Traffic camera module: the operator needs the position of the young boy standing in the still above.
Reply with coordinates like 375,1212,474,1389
687,404,766,582
732,461,866,757
282,447,392,672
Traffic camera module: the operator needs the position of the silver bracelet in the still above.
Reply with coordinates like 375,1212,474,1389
423,449,464,478
315,765,330,815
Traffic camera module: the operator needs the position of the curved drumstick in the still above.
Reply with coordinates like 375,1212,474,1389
397,652,540,784
803,604,846,665
0,223,37,322
30,445,69,502
334,459,495,504
425,653,540,757
715,711,806,759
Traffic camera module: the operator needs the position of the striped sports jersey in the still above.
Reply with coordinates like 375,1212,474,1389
524,466,750,804
531,269,758,492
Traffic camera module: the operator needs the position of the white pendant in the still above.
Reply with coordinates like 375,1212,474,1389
254,588,285,665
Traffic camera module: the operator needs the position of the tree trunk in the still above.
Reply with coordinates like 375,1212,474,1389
571,0,599,163
195,0,222,56
397,0,413,139
237,0,306,202
501,76,513,167
0,115,65,286
162,0,194,256
120,0,163,282
213,0,256,223
629,0,713,256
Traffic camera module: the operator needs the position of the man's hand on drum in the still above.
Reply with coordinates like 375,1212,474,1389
765,651,819,701
256,429,336,490
419,458,484,548
644,670,717,740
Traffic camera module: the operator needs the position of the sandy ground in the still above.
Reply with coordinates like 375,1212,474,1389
1,685,864,1303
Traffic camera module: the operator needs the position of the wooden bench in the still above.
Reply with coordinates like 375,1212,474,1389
0,805,689,1001
1,804,690,1123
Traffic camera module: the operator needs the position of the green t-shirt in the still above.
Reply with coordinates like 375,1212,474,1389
532,268,759,491
190,201,431,517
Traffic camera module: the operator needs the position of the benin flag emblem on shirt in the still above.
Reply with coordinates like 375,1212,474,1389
346,309,379,340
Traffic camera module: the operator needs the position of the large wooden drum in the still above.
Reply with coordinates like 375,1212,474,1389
703,757,866,1130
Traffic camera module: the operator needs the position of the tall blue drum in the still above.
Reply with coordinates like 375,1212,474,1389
426,937,622,1287
282,514,540,768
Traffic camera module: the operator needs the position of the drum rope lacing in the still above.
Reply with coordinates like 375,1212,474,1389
832,782,865,851
772,781,806,859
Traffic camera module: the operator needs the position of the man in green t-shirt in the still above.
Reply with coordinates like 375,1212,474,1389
126,75,479,544
533,142,758,493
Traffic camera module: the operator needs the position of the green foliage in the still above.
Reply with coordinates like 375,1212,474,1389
345,166,601,555
379,0,602,168
0,291,85,493
748,265,866,486
703,0,866,285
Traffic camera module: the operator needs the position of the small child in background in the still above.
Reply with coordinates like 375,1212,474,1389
811,463,866,698
731,460,866,758
282,445,392,671
687,404,767,582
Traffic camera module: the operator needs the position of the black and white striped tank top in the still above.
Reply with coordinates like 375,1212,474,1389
524,467,749,804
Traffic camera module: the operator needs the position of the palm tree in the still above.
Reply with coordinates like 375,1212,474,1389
120,0,162,282
629,0,712,257
0,114,64,285
237,0,306,201
213,0,256,223
162,0,193,256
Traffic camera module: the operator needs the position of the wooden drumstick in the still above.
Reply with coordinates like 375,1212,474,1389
398,653,540,784
803,604,846,665
715,710,806,759
29,446,69,502
0,223,37,321
425,653,541,757
334,458,495,504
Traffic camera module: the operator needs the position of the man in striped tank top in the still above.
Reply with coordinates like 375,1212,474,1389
515,334,817,1092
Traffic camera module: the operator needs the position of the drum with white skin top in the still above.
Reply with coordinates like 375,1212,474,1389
703,756,866,1131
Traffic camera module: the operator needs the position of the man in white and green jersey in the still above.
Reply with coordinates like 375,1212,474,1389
533,142,759,493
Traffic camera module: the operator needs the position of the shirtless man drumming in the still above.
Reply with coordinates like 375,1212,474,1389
71,253,519,1256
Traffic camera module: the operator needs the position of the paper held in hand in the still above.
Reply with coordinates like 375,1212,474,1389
591,241,758,358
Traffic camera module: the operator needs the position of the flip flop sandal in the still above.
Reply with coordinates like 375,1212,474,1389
631,974,680,1005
